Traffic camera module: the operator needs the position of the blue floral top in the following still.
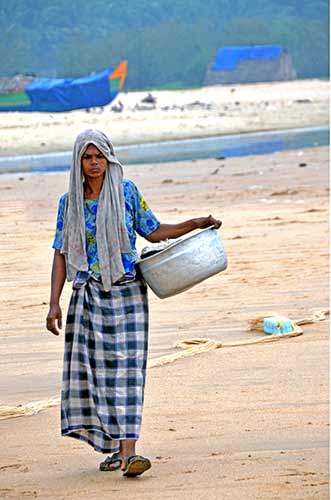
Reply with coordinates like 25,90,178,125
53,179,160,284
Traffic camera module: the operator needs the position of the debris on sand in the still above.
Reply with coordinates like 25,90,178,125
141,93,157,104
294,99,312,104
111,100,124,113
133,102,156,111
186,100,212,110
271,189,298,196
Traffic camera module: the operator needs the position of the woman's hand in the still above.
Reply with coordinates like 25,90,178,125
146,215,222,242
194,214,222,230
46,304,62,336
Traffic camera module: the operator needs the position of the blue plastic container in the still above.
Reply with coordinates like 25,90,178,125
263,316,294,335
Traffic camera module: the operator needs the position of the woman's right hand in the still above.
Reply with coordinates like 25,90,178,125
46,304,62,336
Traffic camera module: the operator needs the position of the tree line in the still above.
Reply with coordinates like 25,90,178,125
1,0,329,89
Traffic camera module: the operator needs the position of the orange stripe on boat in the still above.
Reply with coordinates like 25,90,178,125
109,60,128,90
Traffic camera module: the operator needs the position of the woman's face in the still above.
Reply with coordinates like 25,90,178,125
81,144,108,180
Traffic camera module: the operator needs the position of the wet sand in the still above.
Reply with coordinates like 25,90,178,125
0,141,329,498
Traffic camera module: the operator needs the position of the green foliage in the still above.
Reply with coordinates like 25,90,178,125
0,0,329,88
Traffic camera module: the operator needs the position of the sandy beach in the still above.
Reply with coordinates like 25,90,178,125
0,79,329,499
0,79,329,157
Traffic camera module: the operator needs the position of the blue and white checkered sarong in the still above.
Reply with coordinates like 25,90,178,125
61,277,149,454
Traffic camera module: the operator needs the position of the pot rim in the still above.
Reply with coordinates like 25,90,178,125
137,225,218,264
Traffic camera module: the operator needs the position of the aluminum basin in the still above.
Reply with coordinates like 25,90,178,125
137,227,227,299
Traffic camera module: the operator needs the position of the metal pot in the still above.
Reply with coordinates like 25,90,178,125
137,226,227,299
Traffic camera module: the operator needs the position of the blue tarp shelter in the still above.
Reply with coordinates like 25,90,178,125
205,45,296,85
212,46,283,71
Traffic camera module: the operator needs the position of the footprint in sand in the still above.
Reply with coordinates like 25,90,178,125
154,456,172,463
0,463,28,472
209,452,225,458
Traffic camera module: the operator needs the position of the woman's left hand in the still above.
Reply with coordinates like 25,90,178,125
147,214,222,242
194,214,222,229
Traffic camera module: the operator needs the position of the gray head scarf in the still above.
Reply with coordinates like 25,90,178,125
61,129,132,291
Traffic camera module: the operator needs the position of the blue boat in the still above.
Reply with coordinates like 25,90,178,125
0,61,127,112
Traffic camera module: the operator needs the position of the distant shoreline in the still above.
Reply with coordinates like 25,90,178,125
0,79,329,158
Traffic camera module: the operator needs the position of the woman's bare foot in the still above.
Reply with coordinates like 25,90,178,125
120,439,137,471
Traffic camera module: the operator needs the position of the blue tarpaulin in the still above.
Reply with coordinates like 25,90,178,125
25,68,113,112
0,61,128,112
212,46,283,71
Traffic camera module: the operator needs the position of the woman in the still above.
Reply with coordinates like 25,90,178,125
46,129,221,477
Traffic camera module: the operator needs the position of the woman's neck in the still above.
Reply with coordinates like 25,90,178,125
84,176,104,199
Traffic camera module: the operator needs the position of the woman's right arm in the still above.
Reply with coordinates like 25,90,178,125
46,250,66,336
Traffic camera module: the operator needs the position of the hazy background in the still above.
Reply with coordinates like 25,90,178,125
1,0,329,89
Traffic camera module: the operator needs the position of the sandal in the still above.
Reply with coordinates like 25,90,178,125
122,455,151,477
99,452,123,471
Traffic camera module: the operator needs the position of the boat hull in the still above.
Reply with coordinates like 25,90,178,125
0,61,127,112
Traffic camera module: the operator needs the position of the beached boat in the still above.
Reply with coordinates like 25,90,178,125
0,61,127,112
